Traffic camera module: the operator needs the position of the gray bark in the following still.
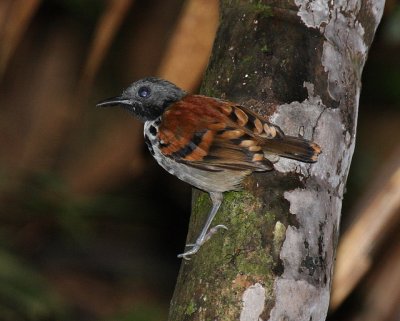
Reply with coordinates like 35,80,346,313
168,1,385,320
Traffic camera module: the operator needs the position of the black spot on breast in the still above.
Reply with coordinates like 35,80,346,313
149,125,157,136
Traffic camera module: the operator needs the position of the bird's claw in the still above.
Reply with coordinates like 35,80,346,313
177,243,201,260
177,224,228,260
203,224,228,243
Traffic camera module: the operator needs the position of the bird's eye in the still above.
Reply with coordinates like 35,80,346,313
138,86,151,98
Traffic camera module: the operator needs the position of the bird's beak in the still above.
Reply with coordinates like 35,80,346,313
96,96,132,108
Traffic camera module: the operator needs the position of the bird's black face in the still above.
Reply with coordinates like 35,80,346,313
96,77,186,121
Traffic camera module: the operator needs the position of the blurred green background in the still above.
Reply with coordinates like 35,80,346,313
0,1,399,320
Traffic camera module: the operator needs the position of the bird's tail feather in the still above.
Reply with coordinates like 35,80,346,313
262,136,321,163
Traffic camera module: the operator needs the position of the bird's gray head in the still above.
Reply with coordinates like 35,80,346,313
96,77,186,121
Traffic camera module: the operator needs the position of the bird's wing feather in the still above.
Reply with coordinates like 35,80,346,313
157,95,275,172
157,95,321,171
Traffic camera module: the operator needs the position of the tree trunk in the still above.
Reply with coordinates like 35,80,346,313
168,1,385,320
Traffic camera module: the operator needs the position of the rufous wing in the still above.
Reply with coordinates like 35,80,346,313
157,95,321,172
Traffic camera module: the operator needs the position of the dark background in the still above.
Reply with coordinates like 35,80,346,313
0,1,399,320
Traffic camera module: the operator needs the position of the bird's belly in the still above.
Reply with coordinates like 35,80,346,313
152,144,247,192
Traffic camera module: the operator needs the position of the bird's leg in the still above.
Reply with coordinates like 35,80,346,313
178,192,227,259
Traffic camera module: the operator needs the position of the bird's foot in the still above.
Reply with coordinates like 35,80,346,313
177,243,201,260
203,224,228,243
177,224,228,260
